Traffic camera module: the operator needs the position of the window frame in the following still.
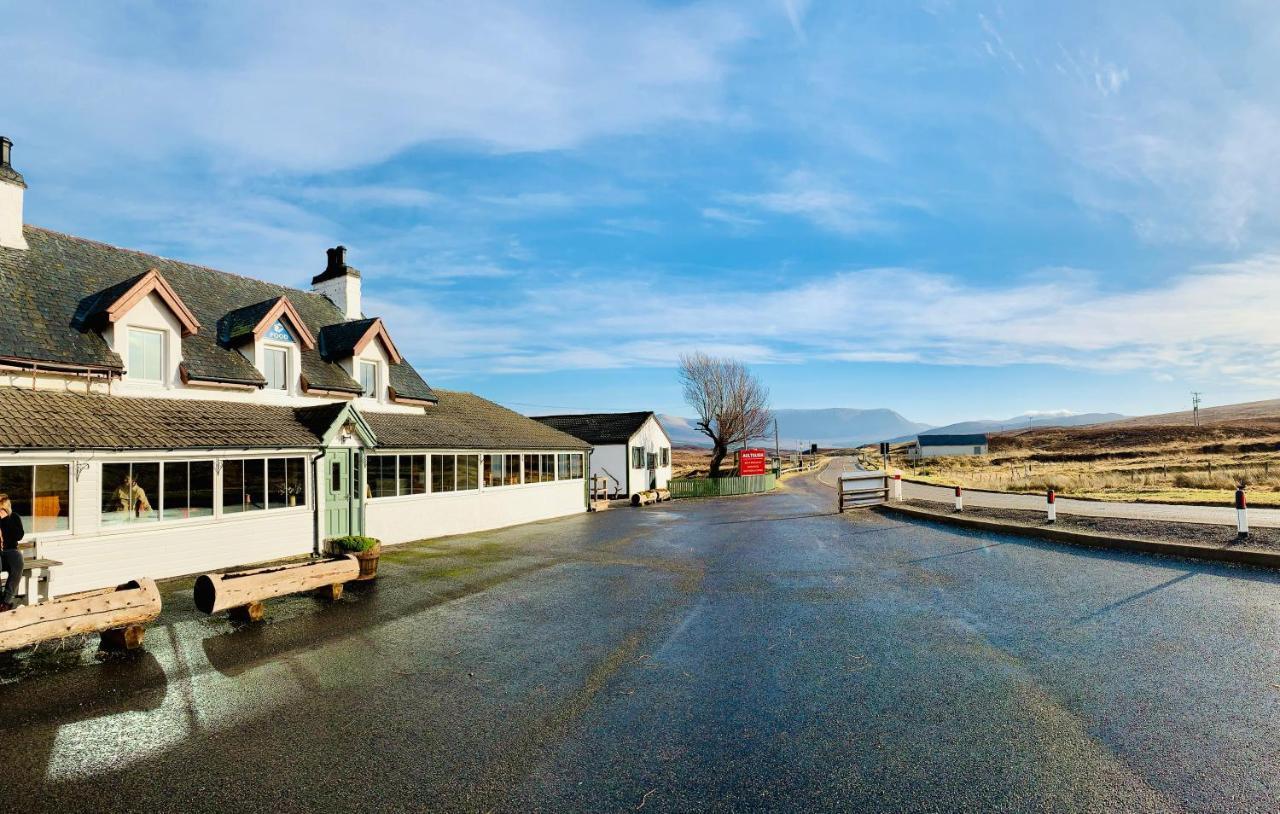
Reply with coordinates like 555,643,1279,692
358,361,379,399
127,327,166,384
0,462,73,537
263,344,290,392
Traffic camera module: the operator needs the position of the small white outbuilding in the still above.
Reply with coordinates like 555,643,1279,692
532,412,673,500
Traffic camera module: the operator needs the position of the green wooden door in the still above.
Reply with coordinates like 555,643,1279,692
325,448,355,538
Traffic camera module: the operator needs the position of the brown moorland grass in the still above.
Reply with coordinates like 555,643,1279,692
881,416,1280,506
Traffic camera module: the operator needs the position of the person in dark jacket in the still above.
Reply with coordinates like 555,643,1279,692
0,494,25,611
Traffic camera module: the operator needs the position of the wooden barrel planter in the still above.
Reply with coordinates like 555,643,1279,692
193,555,359,622
0,578,162,653
353,543,381,581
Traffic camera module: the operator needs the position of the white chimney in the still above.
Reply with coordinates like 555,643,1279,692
0,137,28,251
311,245,361,320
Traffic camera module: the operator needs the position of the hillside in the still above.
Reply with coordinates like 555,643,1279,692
659,408,930,448
1096,398,1280,428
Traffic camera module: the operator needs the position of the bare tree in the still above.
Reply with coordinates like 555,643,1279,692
679,352,772,478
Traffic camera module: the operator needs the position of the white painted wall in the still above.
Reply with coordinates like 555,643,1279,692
590,444,628,496
913,444,988,458
622,416,674,495
0,179,26,250
365,478,585,545
107,291,185,392
313,273,361,320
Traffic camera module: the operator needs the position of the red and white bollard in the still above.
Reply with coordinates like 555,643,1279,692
892,473,902,501
1046,489,1056,523
1236,488,1249,538
954,485,963,512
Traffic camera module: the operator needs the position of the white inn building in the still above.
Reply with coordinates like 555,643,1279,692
0,137,591,596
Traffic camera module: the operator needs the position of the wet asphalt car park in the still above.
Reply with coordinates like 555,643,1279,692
4,466,1280,812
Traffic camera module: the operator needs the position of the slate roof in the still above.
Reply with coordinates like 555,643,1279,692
0,388,331,450
0,226,435,401
530,411,662,446
218,298,281,345
918,433,989,447
367,391,592,450
319,318,378,360
0,388,589,452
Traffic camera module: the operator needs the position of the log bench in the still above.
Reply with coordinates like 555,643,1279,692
193,555,360,622
0,578,162,653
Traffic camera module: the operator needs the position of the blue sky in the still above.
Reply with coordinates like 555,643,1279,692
4,1,1279,425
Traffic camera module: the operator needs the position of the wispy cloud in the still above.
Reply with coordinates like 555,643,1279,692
715,171,880,235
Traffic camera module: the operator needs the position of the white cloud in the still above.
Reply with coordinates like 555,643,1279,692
376,252,1280,391
0,1,750,173
717,171,880,235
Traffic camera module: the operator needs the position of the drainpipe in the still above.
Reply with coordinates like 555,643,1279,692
310,449,325,557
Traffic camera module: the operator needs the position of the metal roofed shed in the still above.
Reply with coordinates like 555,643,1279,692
907,433,990,458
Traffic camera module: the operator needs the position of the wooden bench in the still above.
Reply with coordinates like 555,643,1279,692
0,543,61,605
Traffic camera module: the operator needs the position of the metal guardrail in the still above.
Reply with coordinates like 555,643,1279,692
668,474,777,499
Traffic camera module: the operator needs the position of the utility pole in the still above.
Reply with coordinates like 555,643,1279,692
773,419,781,468
1191,391,1202,428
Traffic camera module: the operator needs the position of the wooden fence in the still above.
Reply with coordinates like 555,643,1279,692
668,474,777,499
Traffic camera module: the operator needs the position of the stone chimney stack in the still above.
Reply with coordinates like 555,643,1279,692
0,137,28,250
311,245,362,320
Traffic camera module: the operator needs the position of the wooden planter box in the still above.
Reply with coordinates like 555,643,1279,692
194,555,359,621
0,578,162,653
352,544,381,581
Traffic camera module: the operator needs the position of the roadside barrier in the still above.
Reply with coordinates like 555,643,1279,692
954,485,963,512
1237,488,1248,538
1047,489,1056,523
838,471,889,511
892,473,902,501
668,474,776,499
0,578,161,653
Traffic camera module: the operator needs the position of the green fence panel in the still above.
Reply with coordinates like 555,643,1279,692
668,474,776,499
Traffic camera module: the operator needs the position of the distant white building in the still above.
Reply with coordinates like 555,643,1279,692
906,433,989,458
533,412,673,499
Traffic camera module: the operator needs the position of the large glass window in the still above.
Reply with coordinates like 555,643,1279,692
128,328,164,382
0,464,70,533
484,454,504,487
160,460,215,520
431,454,456,493
367,455,397,498
264,346,288,391
367,454,426,498
266,457,306,509
557,453,570,480
359,361,378,398
523,453,539,484
505,454,522,485
539,454,555,483
631,446,645,468
223,459,266,514
457,455,479,491
570,453,584,479
102,462,160,524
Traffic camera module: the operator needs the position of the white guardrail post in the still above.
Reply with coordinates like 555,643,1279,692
892,472,902,502
1236,488,1248,538
1046,488,1056,523
954,485,963,512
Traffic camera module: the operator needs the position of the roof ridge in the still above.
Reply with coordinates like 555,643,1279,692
24,224,334,307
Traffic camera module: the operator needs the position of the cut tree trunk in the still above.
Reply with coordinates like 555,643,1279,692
0,579,162,653
193,556,359,616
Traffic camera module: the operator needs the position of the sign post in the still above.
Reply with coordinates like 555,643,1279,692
738,448,768,477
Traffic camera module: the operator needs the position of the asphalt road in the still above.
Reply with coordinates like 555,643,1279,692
5,467,1280,812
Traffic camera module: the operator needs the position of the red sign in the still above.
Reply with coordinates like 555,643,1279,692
737,448,768,476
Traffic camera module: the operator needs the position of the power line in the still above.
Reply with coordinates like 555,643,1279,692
1191,391,1202,428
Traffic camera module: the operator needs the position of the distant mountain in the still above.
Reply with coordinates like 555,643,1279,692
658,408,931,448
887,411,1125,442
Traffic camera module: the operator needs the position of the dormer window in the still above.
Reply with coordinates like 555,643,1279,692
128,328,165,383
359,361,378,398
